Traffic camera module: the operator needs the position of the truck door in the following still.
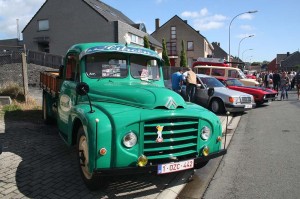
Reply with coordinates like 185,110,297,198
57,54,80,138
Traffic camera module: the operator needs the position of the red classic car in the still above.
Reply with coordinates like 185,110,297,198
216,77,278,105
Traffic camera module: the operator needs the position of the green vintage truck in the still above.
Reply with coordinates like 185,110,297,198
40,42,226,189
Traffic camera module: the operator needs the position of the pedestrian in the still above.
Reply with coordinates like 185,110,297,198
264,71,270,88
171,68,183,95
272,70,281,94
295,71,300,100
185,67,197,102
279,71,289,100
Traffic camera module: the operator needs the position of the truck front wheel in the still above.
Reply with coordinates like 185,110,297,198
77,127,102,190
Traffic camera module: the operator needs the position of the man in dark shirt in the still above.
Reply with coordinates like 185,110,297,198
272,71,281,94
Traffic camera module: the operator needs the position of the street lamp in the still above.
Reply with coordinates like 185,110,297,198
238,35,254,61
228,10,258,62
242,48,253,61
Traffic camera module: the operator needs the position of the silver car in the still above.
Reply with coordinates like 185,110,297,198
183,74,256,114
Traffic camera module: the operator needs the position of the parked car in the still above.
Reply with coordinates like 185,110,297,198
192,65,260,86
182,74,255,114
216,77,278,105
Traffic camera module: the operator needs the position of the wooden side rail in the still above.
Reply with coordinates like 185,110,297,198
40,70,61,96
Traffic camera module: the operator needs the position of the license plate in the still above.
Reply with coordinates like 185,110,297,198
245,104,252,108
157,159,194,174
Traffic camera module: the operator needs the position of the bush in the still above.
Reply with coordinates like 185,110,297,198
0,81,24,101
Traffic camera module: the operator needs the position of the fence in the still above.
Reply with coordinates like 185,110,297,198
26,50,63,69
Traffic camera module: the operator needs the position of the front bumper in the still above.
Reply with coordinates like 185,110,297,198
93,149,227,176
225,103,256,112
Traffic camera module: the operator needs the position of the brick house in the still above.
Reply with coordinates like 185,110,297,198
151,15,214,67
22,0,161,56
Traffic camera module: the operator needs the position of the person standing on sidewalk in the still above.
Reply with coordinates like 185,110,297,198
185,67,197,102
171,68,183,95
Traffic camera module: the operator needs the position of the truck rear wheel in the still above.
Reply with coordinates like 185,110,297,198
77,127,103,190
42,92,54,124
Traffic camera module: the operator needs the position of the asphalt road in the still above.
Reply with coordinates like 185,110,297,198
202,90,300,199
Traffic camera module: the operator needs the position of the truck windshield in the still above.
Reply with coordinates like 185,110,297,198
85,53,128,78
130,54,160,81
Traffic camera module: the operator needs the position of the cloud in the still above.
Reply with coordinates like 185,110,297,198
240,25,254,31
0,0,45,39
239,13,255,20
181,8,227,31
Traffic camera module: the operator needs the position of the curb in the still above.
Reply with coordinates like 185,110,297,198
0,96,12,106
158,114,241,199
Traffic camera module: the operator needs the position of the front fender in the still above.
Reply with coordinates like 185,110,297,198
70,104,113,172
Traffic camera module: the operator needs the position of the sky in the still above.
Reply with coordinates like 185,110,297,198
0,0,299,62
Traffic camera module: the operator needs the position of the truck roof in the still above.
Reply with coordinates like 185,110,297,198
67,42,162,60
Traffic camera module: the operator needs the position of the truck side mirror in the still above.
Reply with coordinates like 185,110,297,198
76,82,89,96
208,87,214,97
59,65,64,79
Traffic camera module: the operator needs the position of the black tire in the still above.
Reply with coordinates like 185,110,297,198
210,98,225,114
194,160,209,169
77,127,103,190
42,92,53,124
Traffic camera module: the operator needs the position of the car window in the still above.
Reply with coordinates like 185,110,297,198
228,70,240,78
200,77,225,88
226,79,244,86
212,68,225,76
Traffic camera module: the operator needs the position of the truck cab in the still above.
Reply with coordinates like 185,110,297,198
41,42,226,190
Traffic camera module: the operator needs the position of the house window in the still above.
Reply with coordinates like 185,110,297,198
187,41,194,51
129,33,144,46
171,26,176,39
38,19,49,31
166,42,177,56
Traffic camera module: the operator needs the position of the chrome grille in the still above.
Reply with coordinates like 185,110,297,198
143,118,199,164
240,96,252,103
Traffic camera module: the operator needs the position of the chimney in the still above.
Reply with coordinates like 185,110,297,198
183,20,188,24
218,42,220,46
287,52,290,56
155,18,160,30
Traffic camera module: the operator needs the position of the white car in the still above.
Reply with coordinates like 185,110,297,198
182,74,256,114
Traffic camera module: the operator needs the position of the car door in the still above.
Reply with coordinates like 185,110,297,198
195,76,209,107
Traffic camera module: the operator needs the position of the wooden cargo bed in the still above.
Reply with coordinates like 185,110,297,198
40,70,61,97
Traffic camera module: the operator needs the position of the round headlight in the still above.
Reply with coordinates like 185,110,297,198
201,126,211,140
123,132,137,148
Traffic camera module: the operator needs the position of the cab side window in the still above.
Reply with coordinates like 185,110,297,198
212,69,225,76
228,70,239,78
65,55,79,82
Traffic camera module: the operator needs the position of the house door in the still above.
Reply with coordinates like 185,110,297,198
170,58,176,66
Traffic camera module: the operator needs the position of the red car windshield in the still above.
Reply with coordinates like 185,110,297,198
226,79,244,86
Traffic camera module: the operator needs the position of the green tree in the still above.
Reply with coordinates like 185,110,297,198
162,38,170,66
180,40,187,67
143,36,150,49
